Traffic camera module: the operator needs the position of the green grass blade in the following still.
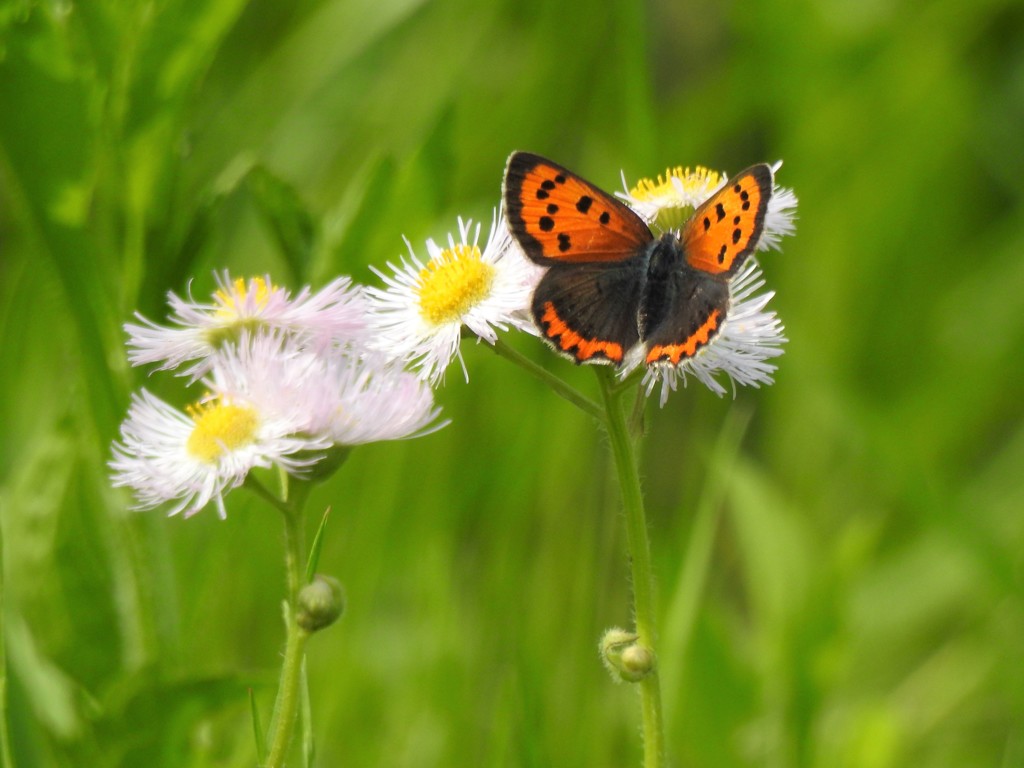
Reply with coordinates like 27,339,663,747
250,688,267,766
305,507,331,584
661,405,752,727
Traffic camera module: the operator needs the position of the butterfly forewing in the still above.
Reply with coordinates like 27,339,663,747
682,164,773,277
504,152,653,265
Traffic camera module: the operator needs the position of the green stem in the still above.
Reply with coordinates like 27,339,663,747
490,338,605,422
596,369,665,768
264,486,312,768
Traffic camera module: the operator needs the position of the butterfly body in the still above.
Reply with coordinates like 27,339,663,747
503,152,773,367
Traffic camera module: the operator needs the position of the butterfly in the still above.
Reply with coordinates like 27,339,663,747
503,152,774,368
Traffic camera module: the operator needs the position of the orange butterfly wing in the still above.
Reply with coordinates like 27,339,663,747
682,164,773,276
503,152,653,265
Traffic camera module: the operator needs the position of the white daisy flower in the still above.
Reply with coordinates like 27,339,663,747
125,272,370,379
641,260,787,405
110,388,328,519
366,210,542,383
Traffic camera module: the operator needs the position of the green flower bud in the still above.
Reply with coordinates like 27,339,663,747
599,627,656,683
296,574,345,633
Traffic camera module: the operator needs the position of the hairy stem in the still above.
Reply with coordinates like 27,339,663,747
264,483,312,768
596,369,665,768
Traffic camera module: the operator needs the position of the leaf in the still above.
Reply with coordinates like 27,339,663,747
95,667,269,768
4,614,83,743
319,153,396,280
249,688,267,766
0,8,126,431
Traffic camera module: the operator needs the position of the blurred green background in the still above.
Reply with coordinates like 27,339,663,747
2,0,1023,765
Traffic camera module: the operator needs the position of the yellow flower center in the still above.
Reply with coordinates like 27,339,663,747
186,400,260,463
215,277,274,318
629,166,722,202
417,244,495,326
207,277,276,347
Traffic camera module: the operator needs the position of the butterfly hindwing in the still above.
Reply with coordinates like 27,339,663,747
682,164,773,277
642,269,730,366
532,257,648,364
504,151,653,265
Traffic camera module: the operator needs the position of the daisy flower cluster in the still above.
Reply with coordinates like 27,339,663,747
111,273,443,518
111,158,798,518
